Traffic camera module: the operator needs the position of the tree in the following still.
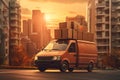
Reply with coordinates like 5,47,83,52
109,49,120,69
10,44,30,66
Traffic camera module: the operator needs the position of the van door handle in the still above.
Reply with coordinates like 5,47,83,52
74,54,77,56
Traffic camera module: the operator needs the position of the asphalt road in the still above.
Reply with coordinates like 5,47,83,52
0,69,120,80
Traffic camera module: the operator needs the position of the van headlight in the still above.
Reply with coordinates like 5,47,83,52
52,56,61,60
34,56,38,61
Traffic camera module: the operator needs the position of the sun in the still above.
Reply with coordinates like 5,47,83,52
45,14,51,21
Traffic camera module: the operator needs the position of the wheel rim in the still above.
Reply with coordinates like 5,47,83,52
88,63,93,72
60,62,68,72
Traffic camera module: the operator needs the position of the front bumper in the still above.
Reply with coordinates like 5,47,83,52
34,60,61,68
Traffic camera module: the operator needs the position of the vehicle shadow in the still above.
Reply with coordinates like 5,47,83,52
35,69,98,74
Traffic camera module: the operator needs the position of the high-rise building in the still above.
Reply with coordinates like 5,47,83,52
31,10,51,49
9,0,21,65
22,10,51,54
22,19,31,37
9,0,21,46
95,0,120,66
0,0,9,65
88,0,96,33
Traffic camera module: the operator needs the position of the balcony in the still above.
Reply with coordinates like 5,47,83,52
117,13,120,17
105,0,109,2
96,27,103,31
96,3,105,8
104,7,109,10
97,12,105,16
98,51,108,54
11,30,19,34
117,22,120,25
115,37,120,40
116,0,120,2
116,6,120,10
115,29,120,32
10,10,18,14
10,42,19,46
10,23,18,27
10,16,18,20
10,36,19,40
105,14,109,17
97,43,109,47
114,44,120,48
97,36,109,39
96,19,105,24
105,21,109,24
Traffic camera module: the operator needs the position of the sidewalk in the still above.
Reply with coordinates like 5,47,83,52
0,65,37,70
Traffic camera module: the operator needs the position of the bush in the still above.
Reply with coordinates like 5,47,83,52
10,44,31,66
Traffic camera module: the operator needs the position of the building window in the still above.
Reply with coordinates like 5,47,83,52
105,32,109,37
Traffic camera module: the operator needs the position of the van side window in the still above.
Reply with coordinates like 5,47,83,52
68,43,76,52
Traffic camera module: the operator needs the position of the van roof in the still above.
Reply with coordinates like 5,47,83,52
56,39,95,44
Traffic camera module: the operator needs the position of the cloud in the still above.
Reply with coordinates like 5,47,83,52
21,8,31,15
28,0,88,4
69,11,78,14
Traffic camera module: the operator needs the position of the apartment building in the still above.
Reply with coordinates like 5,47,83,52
0,0,9,65
9,0,21,46
9,0,21,65
95,0,120,66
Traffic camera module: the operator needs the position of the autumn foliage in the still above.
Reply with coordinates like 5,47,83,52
10,44,33,66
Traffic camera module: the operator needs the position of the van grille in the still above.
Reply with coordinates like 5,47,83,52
38,56,53,60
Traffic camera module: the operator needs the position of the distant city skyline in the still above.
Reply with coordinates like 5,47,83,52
20,0,89,27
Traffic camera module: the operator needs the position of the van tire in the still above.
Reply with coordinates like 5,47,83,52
68,68,74,72
38,67,46,72
60,61,69,72
87,63,94,72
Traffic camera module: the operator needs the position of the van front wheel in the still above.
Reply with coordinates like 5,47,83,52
60,61,69,72
38,67,46,72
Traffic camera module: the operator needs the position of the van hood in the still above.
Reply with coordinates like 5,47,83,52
36,50,65,57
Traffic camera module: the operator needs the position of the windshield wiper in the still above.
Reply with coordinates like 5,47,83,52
52,49,60,51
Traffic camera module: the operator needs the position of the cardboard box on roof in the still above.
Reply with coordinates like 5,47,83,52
88,33,94,42
77,30,83,40
59,22,68,29
82,32,94,41
61,29,72,39
73,30,83,40
83,32,89,41
54,29,62,39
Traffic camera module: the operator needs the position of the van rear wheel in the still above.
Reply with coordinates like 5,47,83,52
60,61,69,72
87,63,94,72
68,68,74,72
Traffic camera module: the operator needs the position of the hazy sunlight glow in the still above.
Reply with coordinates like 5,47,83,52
45,14,51,21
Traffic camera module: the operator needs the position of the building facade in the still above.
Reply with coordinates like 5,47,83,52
9,0,21,65
88,0,96,33
31,10,51,50
95,0,120,67
0,0,9,65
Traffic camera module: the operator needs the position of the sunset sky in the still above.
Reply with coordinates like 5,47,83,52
20,0,89,27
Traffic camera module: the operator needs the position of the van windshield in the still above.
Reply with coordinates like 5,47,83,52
44,40,68,51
